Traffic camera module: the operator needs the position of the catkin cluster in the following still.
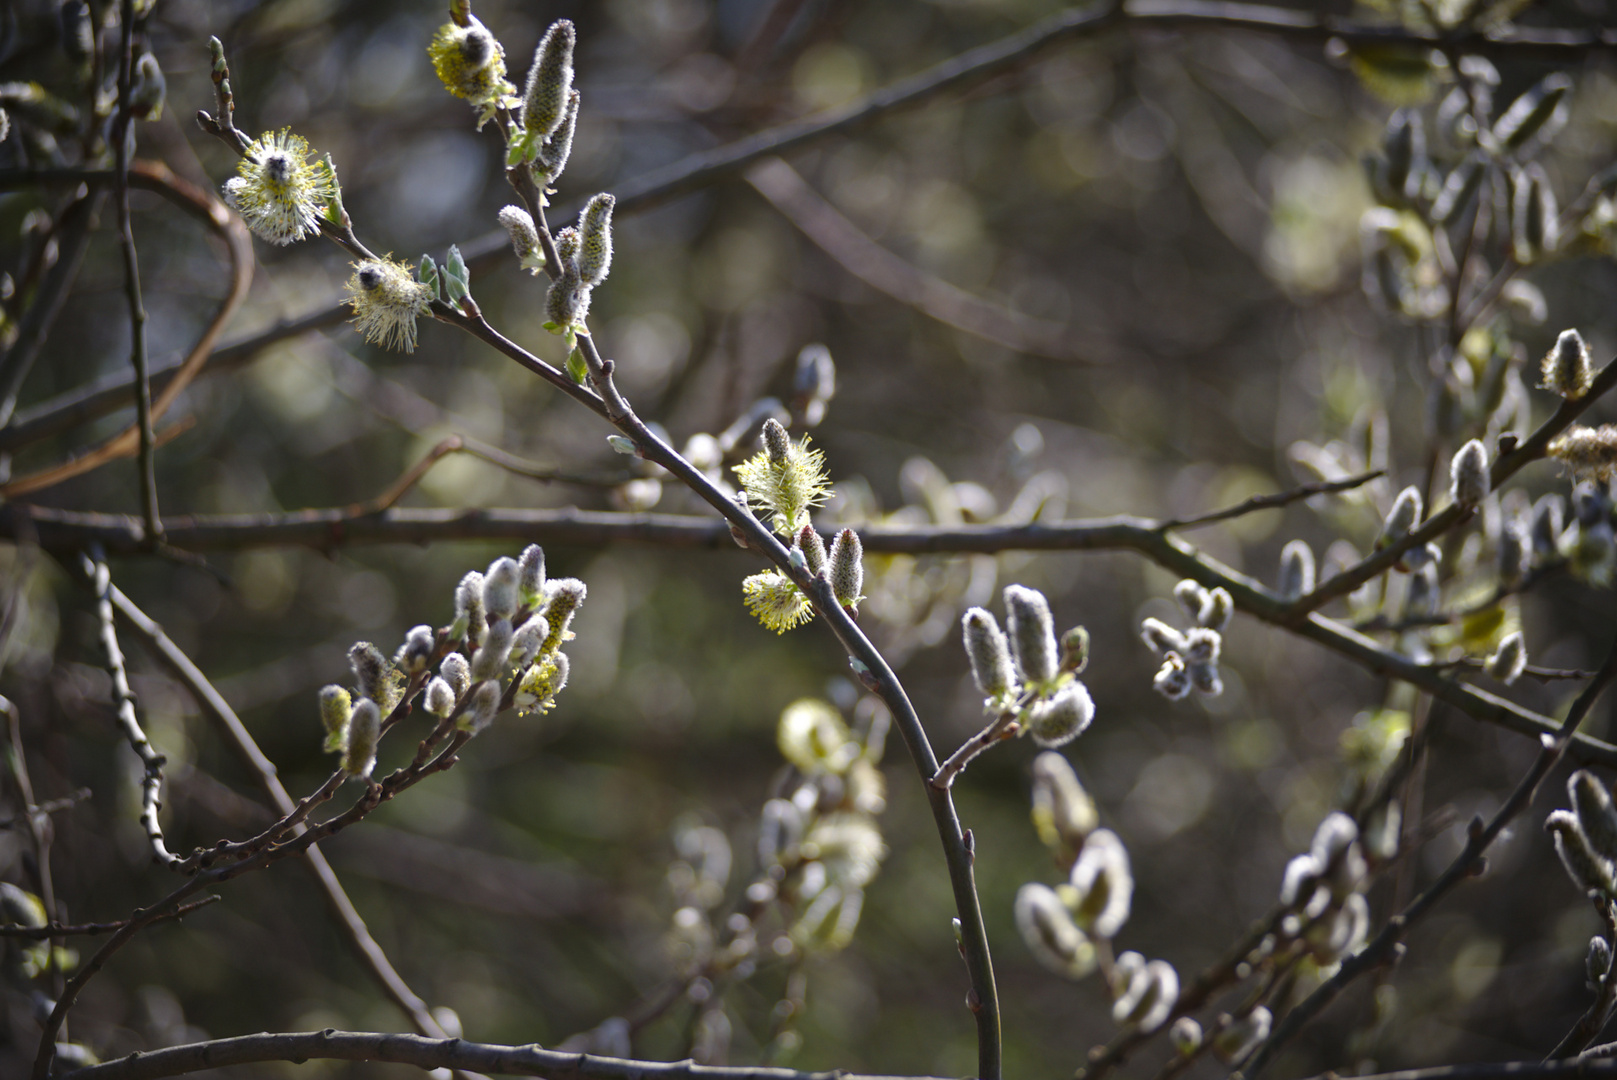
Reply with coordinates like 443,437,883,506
961,585,1094,748
1141,580,1231,700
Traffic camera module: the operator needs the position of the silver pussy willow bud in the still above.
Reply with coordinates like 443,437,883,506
1212,1007,1272,1066
471,617,515,682
348,642,390,705
1278,539,1316,600
1026,682,1095,748
424,677,456,717
1533,494,1565,556
1543,329,1594,400
518,544,547,605
1572,770,1617,865
1199,587,1233,631
538,89,580,181
1183,628,1220,665
1511,164,1559,264
1188,661,1223,697
577,193,614,287
1548,810,1617,897
796,524,828,576
1380,486,1423,546
1173,580,1209,620
1153,654,1191,700
1031,751,1098,860
396,625,435,673
539,578,588,654
1059,626,1089,674
1486,631,1526,686
342,699,380,780
829,528,864,611
1014,882,1096,979
962,607,1017,699
1170,1017,1203,1057
1450,438,1490,508
454,570,486,643
1113,959,1176,1034
1140,617,1187,656
511,615,549,669
545,261,589,329
521,19,575,137
483,556,521,620
497,205,544,273
1004,584,1059,685
1498,517,1529,586
1589,936,1614,991
319,685,352,753
440,652,471,698
1071,828,1133,940
762,417,791,464
460,680,502,734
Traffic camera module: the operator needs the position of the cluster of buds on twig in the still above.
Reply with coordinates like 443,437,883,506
1547,770,1617,901
1273,812,1373,974
316,545,583,779
1014,754,1178,1032
1141,580,1230,701
961,585,1094,749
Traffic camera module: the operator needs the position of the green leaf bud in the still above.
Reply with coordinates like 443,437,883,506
319,685,352,754
483,556,521,620
424,676,456,717
1449,438,1490,508
1014,882,1095,979
1153,654,1191,700
1004,584,1058,685
1070,828,1132,939
1059,626,1089,674
518,544,546,605
342,699,380,780
1212,1007,1272,1065
961,607,1017,700
537,89,580,181
1026,682,1094,748
1542,329,1594,400
1571,770,1617,865
454,570,487,644
1492,73,1571,153
440,652,471,698
1171,1017,1203,1057
1512,164,1559,264
577,193,615,287
829,528,864,611
521,20,575,138
470,617,514,682
208,36,227,76
792,524,827,577
1379,486,1423,546
1486,631,1527,686
443,244,470,304
1140,617,1187,656
395,625,435,674
1278,539,1316,600
1548,810,1617,897
418,253,440,299
459,680,502,734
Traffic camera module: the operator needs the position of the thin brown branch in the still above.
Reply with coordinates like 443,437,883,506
1160,469,1385,531
103,584,479,1063
0,896,220,940
1549,897,1617,1058
1237,632,1617,1080
58,1029,953,1080
83,552,182,870
0,161,253,501
930,708,1021,789
745,157,1087,361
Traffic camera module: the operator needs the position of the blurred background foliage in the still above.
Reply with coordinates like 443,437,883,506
2,0,1617,1076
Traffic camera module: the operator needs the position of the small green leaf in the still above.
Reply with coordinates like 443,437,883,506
444,244,470,303
418,254,440,299
567,347,587,384
542,320,561,333
506,129,534,168
321,153,345,225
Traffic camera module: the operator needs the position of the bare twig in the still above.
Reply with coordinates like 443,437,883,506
1159,469,1385,531
103,584,481,1070
112,0,161,543
1237,632,1617,1080
0,896,220,940
82,552,182,869
745,157,1086,361
57,1029,955,1080
930,707,1021,789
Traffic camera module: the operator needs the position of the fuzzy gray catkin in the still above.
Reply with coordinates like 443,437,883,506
1004,585,1058,685
577,193,614,286
521,20,574,137
829,529,863,610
